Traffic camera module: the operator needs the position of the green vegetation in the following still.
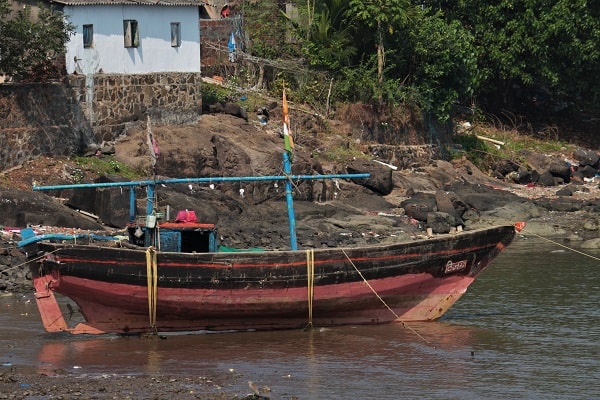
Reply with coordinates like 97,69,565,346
451,124,574,172
239,0,598,128
427,0,600,113
0,0,75,81
319,141,368,162
73,156,142,181
201,83,235,105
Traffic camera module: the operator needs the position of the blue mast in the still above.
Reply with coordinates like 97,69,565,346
283,151,298,250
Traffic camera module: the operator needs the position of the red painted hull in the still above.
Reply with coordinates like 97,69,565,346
29,225,515,334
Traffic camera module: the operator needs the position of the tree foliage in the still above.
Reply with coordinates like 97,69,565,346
296,0,356,70
2,0,596,126
0,1,74,81
279,0,599,122
347,0,412,87
423,0,600,112
240,0,299,60
400,9,478,121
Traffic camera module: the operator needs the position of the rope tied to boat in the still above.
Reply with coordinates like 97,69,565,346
305,249,315,329
1,248,61,273
341,249,432,346
523,230,600,261
145,246,158,333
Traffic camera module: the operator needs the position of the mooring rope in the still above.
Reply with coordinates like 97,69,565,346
0,248,61,274
145,246,158,333
341,249,433,346
522,230,600,261
305,249,315,329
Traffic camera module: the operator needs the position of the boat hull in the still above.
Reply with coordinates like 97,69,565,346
29,225,516,334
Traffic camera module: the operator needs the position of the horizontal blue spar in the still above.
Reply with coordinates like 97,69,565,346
32,173,371,191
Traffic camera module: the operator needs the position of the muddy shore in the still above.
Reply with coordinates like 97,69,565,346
0,370,249,400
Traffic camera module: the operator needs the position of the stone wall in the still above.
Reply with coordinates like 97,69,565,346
0,72,202,172
66,73,203,143
0,82,89,171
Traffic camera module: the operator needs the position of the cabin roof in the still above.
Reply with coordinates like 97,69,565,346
50,0,211,6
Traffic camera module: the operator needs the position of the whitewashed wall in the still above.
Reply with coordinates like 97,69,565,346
64,5,200,75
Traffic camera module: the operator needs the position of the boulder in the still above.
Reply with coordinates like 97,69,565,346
427,212,458,234
556,187,573,196
0,189,105,230
577,164,597,179
506,170,533,184
537,171,557,186
523,151,571,183
346,159,393,195
534,197,585,212
64,175,136,228
434,190,467,221
548,159,572,183
401,192,436,221
494,159,519,176
523,151,554,171
223,102,248,121
454,187,523,212
572,148,599,168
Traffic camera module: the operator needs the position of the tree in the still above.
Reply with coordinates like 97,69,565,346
423,0,600,113
0,1,74,81
347,0,412,86
401,9,478,122
241,0,297,60
0,0,8,17
295,0,356,71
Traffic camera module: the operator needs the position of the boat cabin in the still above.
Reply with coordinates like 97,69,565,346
127,221,218,253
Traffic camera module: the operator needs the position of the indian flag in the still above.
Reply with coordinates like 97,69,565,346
282,88,294,155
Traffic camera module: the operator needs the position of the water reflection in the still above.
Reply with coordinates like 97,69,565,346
33,322,485,396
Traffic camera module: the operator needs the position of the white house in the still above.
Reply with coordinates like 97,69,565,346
50,0,207,75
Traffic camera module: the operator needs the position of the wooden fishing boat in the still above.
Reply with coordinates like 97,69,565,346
20,209,517,334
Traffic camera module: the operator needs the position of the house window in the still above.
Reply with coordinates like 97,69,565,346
171,22,181,47
123,20,140,48
83,24,93,48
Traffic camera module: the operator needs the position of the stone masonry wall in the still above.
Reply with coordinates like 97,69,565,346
0,82,90,171
0,72,202,172
66,73,203,143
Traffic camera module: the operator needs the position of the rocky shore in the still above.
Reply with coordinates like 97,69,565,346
2,159,600,399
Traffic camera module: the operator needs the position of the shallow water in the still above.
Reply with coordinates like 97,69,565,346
1,236,598,399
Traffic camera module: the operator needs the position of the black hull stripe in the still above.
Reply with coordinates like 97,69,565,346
37,226,514,290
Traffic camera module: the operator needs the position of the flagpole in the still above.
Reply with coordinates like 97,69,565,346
283,151,298,250
282,86,298,250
